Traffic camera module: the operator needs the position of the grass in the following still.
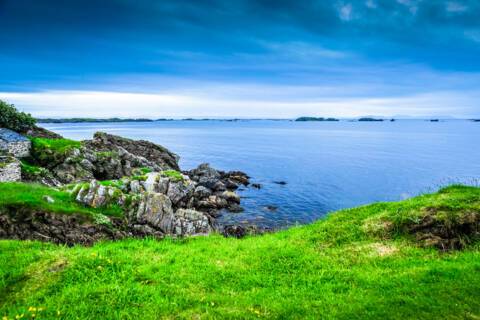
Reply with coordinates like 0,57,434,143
20,160,44,176
30,137,81,155
29,137,82,166
0,182,123,218
0,185,479,319
161,169,184,182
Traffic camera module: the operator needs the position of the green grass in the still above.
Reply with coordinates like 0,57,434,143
0,186,479,319
29,137,82,167
30,137,81,155
162,169,184,182
0,182,122,218
20,160,44,175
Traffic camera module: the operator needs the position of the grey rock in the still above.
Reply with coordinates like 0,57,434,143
134,192,174,232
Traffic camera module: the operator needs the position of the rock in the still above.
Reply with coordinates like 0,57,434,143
167,181,195,207
43,195,55,204
143,172,161,193
173,209,211,236
251,183,262,189
226,171,250,186
194,186,212,199
134,193,174,232
273,181,287,185
26,126,64,139
130,180,144,193
213,181,226,192
227,204,244,213
225,179,239,190
87,132,180,171
75,180,123,208
197,195,228,210
222,225,247,238
221,191,241,204
0,208,127,246
0,155,21,182
263,205,278,212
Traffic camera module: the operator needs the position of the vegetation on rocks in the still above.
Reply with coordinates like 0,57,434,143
161,169,184,182
0,100,36,133
30,137,81,158
0,185,479,319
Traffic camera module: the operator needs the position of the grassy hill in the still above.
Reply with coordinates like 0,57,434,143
0,185,479,319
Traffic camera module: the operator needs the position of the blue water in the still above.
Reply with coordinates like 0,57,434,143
42,120,480,228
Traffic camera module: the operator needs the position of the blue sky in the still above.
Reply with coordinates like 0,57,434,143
1,0,479,118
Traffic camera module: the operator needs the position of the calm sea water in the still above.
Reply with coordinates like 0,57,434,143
42,120,480,228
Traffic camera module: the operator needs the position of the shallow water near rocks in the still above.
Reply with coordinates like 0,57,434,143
42,120,480,229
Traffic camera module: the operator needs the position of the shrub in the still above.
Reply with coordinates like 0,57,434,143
0,99,36,133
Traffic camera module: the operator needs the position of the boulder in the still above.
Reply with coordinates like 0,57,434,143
133,193,174,233
173,209,211,235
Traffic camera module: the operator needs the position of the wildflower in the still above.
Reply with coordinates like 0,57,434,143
91,252,97,257
56,310,61,316
3,316,9,320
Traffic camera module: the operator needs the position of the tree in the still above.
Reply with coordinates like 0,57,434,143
0,99,36,133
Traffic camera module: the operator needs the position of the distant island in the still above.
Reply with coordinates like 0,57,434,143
295,117,339,122
36,118,157,123
357,117,384,122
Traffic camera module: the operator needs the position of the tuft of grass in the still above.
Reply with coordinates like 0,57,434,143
0,182,122,217
95,151,119,160
30,137,81,155
0,186,479,318
30,137,82,167
20,160,44,175
161,169,184,182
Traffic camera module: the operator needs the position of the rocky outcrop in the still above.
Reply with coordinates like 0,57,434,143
85,132,180,172
4,128,253,243
26,125,64,139
0,207,127,246
70,165,248,238
28,132,181,185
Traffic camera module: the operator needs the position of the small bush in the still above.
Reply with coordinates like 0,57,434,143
0,99,36,133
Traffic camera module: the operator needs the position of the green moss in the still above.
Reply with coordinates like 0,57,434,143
131,175,147,181
30,137,81,154
0,182,122,217
20,160,43,175
95,151,119,160
30,137,82,167
0,186,479,319
161,169,184,182
99,180,124,188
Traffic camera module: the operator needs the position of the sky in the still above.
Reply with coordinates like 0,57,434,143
1,0,480,118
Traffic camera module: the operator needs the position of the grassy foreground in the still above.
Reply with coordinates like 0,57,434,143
1,186,479,319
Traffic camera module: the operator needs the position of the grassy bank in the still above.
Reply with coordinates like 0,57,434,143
0,182,122,218
0,185,479,319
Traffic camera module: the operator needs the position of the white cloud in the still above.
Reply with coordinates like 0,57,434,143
365,0,377,9
339,3,354,21
1,88,478,119
446,2,468,13
397,0,418,14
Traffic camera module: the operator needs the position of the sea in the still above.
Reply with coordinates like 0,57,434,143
42,119,480,229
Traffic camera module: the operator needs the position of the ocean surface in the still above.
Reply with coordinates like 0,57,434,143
42,120,480,229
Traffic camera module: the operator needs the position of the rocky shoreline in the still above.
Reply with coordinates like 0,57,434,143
0,127,260,245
